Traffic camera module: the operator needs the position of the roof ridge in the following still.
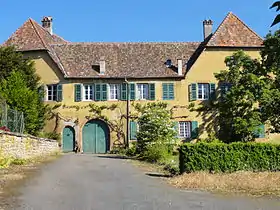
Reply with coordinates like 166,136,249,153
51,41,201,46
29,19,49,50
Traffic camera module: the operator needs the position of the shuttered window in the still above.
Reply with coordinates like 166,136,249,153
109,84,120,100
74,84,82,102
130,121,137,140
148,83,155,100
162,83,174,100
137,84,149,100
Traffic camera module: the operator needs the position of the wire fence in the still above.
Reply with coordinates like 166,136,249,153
0,102,25,133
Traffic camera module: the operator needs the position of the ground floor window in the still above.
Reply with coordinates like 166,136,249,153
179,121,191,138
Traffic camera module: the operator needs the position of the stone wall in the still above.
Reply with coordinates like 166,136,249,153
0,131,60,159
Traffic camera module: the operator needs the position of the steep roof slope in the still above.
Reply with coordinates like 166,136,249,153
3,18,67,51
207,12,263,47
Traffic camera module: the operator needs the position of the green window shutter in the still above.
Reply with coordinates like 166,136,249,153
121,83,127,100
130,121,137,140
168,83,174,100
162,83,168,100
129,83,135,100
209,83,216,100
95,84,101,101
173,121,179,138
191,121,198,139
56,84,63,102
101,84,107,101
148,83,155,100
254,124,265,138
189,83,197,101
74,84,82,102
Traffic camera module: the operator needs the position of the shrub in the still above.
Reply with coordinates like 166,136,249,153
140,143,171,163
179,142,280,174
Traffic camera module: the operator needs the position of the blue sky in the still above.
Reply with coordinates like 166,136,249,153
1,0,278,43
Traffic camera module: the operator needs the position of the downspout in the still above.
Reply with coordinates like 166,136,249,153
124,77,130,148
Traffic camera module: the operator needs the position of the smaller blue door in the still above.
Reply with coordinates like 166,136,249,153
62,126,75,152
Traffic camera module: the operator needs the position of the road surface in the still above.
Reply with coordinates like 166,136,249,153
9,154,280,210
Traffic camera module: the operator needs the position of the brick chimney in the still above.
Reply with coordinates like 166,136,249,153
41,16,53,35
203,19,213,40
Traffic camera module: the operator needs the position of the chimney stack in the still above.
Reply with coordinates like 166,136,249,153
177,59,183,76
203,19,213,40
41,16,53,35
99,56,106,75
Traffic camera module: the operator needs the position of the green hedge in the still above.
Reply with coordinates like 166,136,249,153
179,142,280,174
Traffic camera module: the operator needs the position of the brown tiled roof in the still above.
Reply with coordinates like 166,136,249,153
3,13,263,78
52,42,200,78
207,12,263,47
3,18,67,51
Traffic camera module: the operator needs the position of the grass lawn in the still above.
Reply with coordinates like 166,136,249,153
169,171,280,197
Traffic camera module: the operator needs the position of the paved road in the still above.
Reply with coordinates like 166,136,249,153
11,154,280,210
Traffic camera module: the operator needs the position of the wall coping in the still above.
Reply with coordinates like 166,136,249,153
0,130,58,143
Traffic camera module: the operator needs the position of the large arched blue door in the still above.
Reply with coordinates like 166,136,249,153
82,120,109,153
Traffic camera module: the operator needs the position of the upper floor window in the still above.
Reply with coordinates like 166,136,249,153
179,121,191,138
198,83,209,100
162,83,174,100
47,84,57,101
83,84,94,101
109,84,120,100
189,83,215,101
137,84,149,100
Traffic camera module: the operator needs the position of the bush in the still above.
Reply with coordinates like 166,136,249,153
140,143,171,163
179,142,280,174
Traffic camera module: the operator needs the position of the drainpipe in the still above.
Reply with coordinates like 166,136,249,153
124,77,130,148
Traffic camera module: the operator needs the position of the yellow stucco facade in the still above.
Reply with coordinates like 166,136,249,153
23,48,261,152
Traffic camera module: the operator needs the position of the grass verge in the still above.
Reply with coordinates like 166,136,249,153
169,171,280,197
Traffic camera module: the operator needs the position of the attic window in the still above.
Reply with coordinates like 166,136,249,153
92,65,100,73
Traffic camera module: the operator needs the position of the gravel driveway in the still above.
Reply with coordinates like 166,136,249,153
9,154,280,210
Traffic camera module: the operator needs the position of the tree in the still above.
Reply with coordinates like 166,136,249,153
210,51,268,142
0,47,46,135
135,102,177,161
259,30,280,132
270,1,280,27
0,46,40,90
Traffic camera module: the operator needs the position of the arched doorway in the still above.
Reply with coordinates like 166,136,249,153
82,119,109,154
62,126,75,152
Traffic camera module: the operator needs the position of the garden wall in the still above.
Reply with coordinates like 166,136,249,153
0,131,59,159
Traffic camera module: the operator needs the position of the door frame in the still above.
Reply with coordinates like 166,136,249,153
81,119,110,153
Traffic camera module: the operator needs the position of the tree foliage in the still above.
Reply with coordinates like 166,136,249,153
135,102,177,158
270,1,280,27
0,47,46,135
214,51,265,142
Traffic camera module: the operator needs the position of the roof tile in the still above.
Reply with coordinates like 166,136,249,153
207,12,263,47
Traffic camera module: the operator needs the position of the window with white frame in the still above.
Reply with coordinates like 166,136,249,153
137,84,149,100
47,85,57,101
109,84,120,100
83,84,94,101
179,121,191,138
198,83,209,100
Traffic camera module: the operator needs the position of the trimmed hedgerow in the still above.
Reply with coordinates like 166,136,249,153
179,142,280,174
